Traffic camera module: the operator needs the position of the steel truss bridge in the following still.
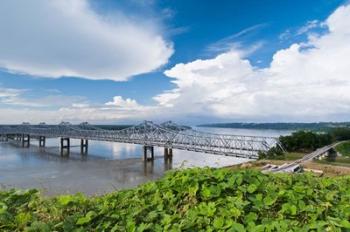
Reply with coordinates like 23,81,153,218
0,121,279,159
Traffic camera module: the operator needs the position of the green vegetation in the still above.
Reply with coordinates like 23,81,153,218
259,131,332,159
270,152,306,161
335,142,350,157
279,131,333,153
329,128,350,141
283,152,306,160
257,151,305,161
316,157,350,167
260,128,350,160
1,168,350,231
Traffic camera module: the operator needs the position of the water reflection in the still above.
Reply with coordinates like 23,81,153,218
143,159,154,176
164,155,173,171
0,128,291,195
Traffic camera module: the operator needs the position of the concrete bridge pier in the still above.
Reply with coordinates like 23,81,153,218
39,136,46,147
14,134,20,141
164,147,173,170
60,138,70,156
0,135,8,142
326,148,337,162
169,148,173,157
21,134,30,147
5,134,11,141
143,145,154,161
164,147,173,158
80,139,88,155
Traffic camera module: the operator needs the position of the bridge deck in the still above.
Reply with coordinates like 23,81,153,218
0,121,278,159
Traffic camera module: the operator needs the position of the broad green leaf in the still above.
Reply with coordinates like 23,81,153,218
247,184,257,193
213,217,225,229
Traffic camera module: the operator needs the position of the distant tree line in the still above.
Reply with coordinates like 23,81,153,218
198,122,350,131
279,131,333,153
259,127,350,159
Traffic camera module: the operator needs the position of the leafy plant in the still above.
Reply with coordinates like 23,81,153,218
1,168,350,231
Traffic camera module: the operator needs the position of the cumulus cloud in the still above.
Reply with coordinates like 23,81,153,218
50,96,156,123
0,0,173,81
156,4,350,122
0,87,87,108
105,96,140,109
0,95,155,124
1,4,350,124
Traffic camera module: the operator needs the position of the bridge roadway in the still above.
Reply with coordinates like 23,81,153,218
268,142,343,173
0,121,279,160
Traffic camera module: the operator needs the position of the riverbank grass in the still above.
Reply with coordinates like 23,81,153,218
335,141,350,156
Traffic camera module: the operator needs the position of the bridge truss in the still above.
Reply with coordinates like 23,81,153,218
0,121,279,159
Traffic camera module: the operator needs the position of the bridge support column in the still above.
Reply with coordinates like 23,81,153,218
164,147,173,158
168,148,173,157
326,149,337,162
0,135,8,142
39,136,46,147
143,145,154,161
80,139,88,155
21,134,30,148
164,147,173,170
60,138,70,156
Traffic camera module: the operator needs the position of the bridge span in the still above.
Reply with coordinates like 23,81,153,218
265,142,344,173
0,121,279,160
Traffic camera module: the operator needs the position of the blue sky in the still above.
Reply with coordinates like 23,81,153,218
0,0,349,124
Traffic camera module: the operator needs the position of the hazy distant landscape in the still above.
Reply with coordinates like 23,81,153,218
198,122,350,131
97,122,350,131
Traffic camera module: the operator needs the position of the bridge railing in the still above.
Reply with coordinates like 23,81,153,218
0,121,278,158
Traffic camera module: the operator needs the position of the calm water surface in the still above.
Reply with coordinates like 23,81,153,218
0,127,291,195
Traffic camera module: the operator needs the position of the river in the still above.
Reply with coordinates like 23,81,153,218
0,127,291,195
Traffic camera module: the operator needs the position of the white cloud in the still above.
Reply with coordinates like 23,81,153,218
72,103,90,108
49,96,156,123
0,97,154,124
0,91,158,123
1,4,350,124
296,20,321,35
105,96,140,109
0,0,173,81
0,87,87,108
280,20,322,41
156,4,350,122
206,23,267,54
0,88,23,98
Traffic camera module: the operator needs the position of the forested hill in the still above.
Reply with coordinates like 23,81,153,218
197,122,350,131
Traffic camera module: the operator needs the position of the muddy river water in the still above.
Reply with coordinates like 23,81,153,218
0,127,290,195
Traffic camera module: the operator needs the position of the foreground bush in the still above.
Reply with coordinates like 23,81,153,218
1,168,350,231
